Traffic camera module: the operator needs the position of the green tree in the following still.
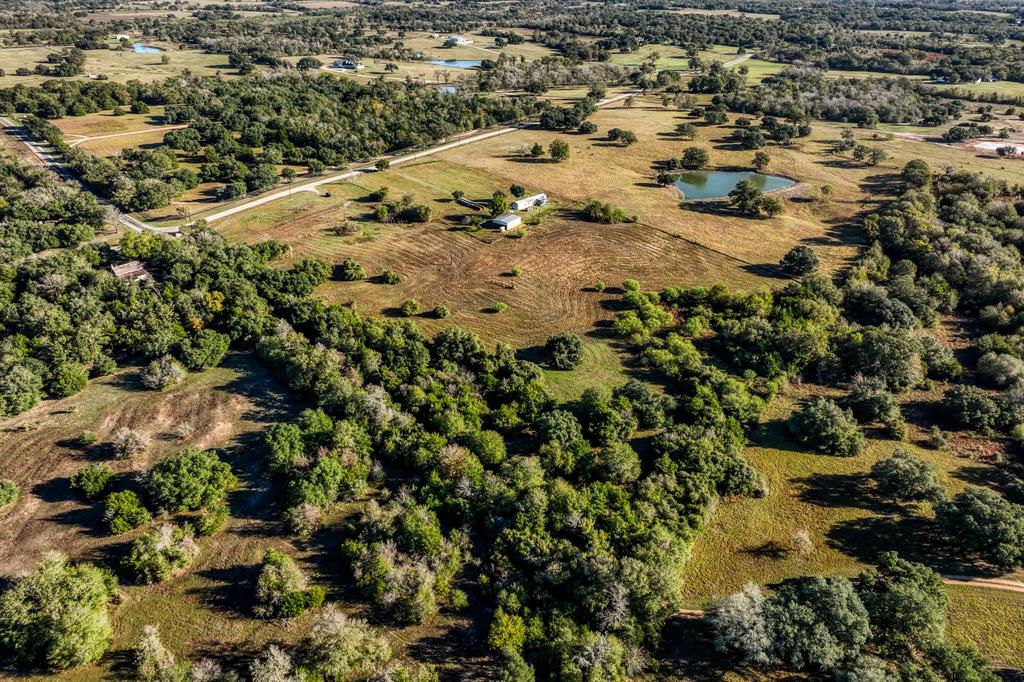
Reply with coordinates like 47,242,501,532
0,553,118,670
871,449,943,502
752,150,770,172
545,332,584,370
779,245,819,277
104,490,151,534
549,139,570,163
680,146,709,169
937,488,1024,570
147,447,236,513
788,398,865,457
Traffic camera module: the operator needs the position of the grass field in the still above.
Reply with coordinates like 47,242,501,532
947,584,1024,669
928,79,1024,100
0,44,230,88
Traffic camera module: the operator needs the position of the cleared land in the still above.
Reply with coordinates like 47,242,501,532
0,44,230,88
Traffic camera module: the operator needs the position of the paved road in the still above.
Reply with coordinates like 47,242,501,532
722,53,755,68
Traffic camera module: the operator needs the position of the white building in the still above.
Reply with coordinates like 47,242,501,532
449,35,474,45
332,59,364,70
492,214,522,232
512,193,547,211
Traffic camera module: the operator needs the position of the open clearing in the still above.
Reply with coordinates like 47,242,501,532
0,44,230,88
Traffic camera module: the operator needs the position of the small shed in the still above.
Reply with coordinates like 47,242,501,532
110,261,149,282
492,214,522,232
512,193,547,211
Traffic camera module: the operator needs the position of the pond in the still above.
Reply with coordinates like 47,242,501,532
427,59,483,69
131,43,163,54
674,170,795,201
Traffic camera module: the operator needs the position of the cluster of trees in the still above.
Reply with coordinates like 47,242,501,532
727,67,964,126
711,552,998,680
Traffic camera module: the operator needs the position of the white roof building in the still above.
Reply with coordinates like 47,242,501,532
512,193,547,211
493,214,522,232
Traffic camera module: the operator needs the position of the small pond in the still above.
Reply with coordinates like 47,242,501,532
674,170,795,201
427,59,483,69
131,43,163,54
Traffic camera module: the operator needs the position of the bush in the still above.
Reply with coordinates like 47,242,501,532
180,329,231,371
433,304,451,319
147,447,236,513
582,200,630,224
123,524,199,583
303,606,392,679
871,449,943,502
195,503,229,536
336,258,365,281
112,427,150,458
400,299,420,317
70,464,113,500
254,549,323,619
788,398,865,457
680,146,709,169
779,246,819,277
140,356,186,390
936,488,1024,570
381,269,401,284
942,385,1000,433
976,352,1024,388
461,430,507,467
0,479,18,508
49,362,88,398
0,553,118,670
104,490,151,534
545,332,584,370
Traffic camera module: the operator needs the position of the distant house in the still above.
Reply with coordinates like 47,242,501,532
111,261,149,282
511,193,547,211
114,34,131,41
449,35,474,45
492,214,522,232
332,59,364,70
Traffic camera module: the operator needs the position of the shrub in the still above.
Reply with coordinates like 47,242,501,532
70,464,113,500
180,329,231,371
0,480,18,508
942,385,1000,433
400,299,420,317
545,332,584,370
104,490,151,534
195,503,229,536
779,246,819,277
134,625,182,682
582,200,629,224
79,430,99,447
112,427,150,458
936,488,1024,570
140,355,186,391
680,146,709,169
871,449,943,502
788,398,865,457
0,553,118,670
147,447,236,513
49,362,88,398
976,352,1024,388
461,430,507,467
845,376,900,425
250,646,296,682
485,302,508,313
433,304,451,319
123,524,199,583
381,269,401,284
549,139,570,162
303,606,392,679
336,258,365,281
254,549,324,619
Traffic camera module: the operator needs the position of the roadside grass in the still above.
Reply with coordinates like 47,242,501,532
53,107,168,138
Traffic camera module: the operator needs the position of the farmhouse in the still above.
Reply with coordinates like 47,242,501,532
110,261,149,282
332,59,364,70
512,193,547,211
492,214,522,232
448,35,474,45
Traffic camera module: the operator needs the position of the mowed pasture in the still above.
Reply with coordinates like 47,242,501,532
217,157,768,346
0,44,230,88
